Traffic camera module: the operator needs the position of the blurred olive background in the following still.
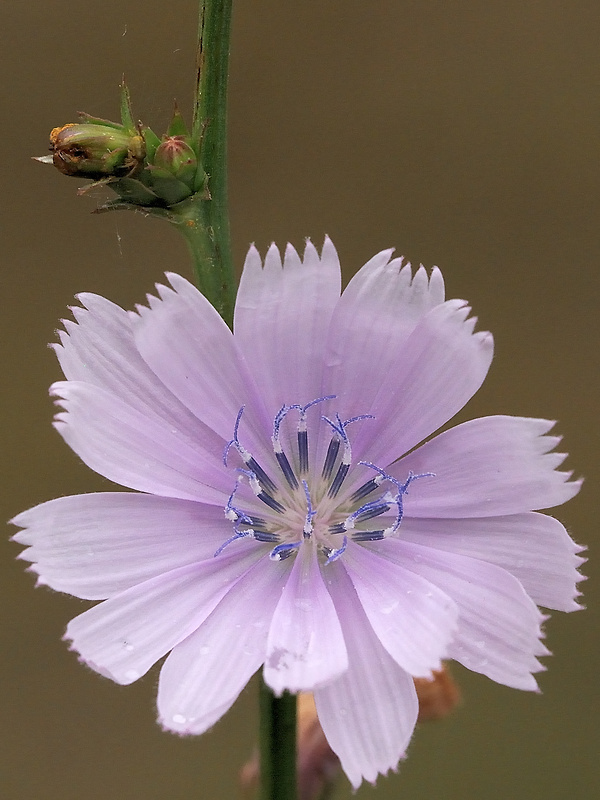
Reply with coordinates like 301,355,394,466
2,2,598,798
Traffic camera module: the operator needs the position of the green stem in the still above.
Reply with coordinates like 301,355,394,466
170,0,235,326
259,676,297,800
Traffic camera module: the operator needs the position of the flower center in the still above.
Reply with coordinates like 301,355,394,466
215,397,432,565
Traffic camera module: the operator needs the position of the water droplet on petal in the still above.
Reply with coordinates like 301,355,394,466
173,714,187,725
124,668,140,681
124,643,134,652
380,600,399,614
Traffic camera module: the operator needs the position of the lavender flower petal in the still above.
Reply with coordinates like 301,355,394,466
235,238,341,414
132,274,269,448
347,299,494,469
314,562,418,789
51,381,230,502
398,513,585,612
158,556,288,735
392,416,582,517
342,543,459,676
55,292,226,458
322,253,444,423
11,493,232,600
264,545,348,695
65,547,263,685
372,539,548,690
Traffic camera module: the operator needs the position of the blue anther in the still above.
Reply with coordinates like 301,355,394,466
214,528,255,557
344,497,392,528
351,530,386,542
301,395,336,414
322,413,375,498
269,541,302,561
322,437,341,480
358,463,435,536
223,406,246,466
349,474,385,503
302,480,316,538
272,404,302,443
224,481,253,525
325,535,348,565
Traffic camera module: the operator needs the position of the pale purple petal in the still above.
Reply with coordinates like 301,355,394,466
391,416,582,517
323,253,444,423
398,513,585,612
370,539,547,690
314,562,418,789
65,546,263,685
342,543,458,676
51,381,230,503
55,292,225,456
345,299,494,469
157,556,288,735
235,238,342,414
264,545,348,695
131,273,270,449
12,493,232,600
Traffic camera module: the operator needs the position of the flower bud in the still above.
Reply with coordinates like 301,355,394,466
153,136,198,184
48,123,145,180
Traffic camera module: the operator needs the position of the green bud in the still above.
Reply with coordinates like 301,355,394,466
48,122,145,180
153,136,198,185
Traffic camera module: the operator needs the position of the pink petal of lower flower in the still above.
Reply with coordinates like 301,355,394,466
12,493,232,600
391,416,581,517
51,381,230,503
342,543,458,677
398,513,586,612
264,546,348,695
157,555,289,735
314,562,418,789
371,539,547,690
65,546,263,685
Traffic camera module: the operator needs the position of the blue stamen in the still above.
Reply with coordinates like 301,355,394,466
328,462,350,498
214,528,255,557
270,541,302,561
358,463,435,536
322,437,340,480
344,497,392,527
302,480,316,538
352,530,386,542
325,535,348,565
224,406,277,492
297,427,309,474
322,413,374,498
223,406,246,466
349,474,385,503
275,450,299,489
257,490,286,514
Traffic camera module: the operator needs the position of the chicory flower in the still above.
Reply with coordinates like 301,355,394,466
12,239,584,788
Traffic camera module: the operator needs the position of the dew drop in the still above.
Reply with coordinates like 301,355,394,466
124,669,140,681
173,714,187,725
380,600,399,615
124,643,134,652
